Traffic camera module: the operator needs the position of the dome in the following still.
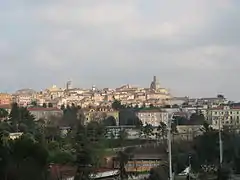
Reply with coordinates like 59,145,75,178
48,85,60,92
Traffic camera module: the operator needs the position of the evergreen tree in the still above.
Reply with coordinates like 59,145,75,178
74,122,105,180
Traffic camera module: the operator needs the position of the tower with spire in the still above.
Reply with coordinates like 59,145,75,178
150,75,160,90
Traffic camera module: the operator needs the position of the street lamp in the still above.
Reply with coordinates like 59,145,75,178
218,111,228,166
167,114,174,180
188,154,191,180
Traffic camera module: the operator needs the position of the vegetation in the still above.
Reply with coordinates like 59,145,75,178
1,102,240,180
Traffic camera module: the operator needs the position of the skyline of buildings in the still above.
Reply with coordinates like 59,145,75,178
0,75,230,101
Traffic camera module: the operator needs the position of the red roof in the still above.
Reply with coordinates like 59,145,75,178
49,165,117,180
0,104,11,109
231,106,240,110
28,107,61,111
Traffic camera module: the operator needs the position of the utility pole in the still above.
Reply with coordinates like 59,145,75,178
168,114,173,180
219,116,223,165
219,111,228,166
188,155,191,180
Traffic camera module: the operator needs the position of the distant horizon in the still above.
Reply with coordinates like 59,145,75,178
0,81,231,102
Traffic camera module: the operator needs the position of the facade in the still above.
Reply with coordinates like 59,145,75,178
9,132,23,140
0,93,12,105
28,107,63,120
209,106,240,129
176,125,202,140
16,94,33,106
105,126,140,139
136,109,168,126
83,106,119,124
125,159,160,172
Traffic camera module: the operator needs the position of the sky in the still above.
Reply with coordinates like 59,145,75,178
0,0,240,100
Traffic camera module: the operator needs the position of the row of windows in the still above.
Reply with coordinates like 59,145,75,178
126,163,159,167
214,120,240,125
214,111,240,115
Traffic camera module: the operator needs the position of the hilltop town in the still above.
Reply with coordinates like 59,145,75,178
0,76,171,108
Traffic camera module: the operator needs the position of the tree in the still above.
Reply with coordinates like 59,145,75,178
149,104,154,108
116,151,130,180
62,105,82,128
74,122,105,180
0,135,49,180
117,129,128,147
112,100,125,110
42,103,47,108
102,116,117,126
148,162,169,180
9,103,19,132
8,103,36,133
31,101,37,107
156,122,167,143
141,123,154,141
0,108,8,120
190,113,205,125
115,147,134,180
217,164,231,180
60,104,65,110
200,120,212,133
48,103,53,108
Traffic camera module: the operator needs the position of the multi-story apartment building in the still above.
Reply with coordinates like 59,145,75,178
0,93,12,105
28,107,63,120
16,94,33,106
84,107,119,125
209,105,240,129
136,109,168,127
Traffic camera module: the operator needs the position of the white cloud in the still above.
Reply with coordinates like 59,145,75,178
0,0,240,99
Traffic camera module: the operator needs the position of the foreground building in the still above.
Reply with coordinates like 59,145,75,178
136,109,168,126
209,105,240,129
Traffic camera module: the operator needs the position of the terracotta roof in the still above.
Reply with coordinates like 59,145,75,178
0,104,11,109
231,106,240,110
49,165,117,180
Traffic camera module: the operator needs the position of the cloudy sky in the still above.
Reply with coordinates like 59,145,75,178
0,0,240,100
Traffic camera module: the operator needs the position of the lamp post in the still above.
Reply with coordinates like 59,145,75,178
219,110,228,166
168,114,174,180
219,116,223,166
188,154,191,180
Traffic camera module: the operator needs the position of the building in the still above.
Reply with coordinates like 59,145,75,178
28,107,63,120
0,93,12,105
136,109,168,127
15,94,33,106
176,125,202,141
113,146,167,173
209,105,240,129
105,126,140,139
9,132,23,140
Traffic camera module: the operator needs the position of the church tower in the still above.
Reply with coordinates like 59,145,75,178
150,76,160,90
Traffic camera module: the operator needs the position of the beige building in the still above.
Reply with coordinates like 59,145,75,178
209,105,240,129
0,93,12,105
28,107,63,120
136,109,168,127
